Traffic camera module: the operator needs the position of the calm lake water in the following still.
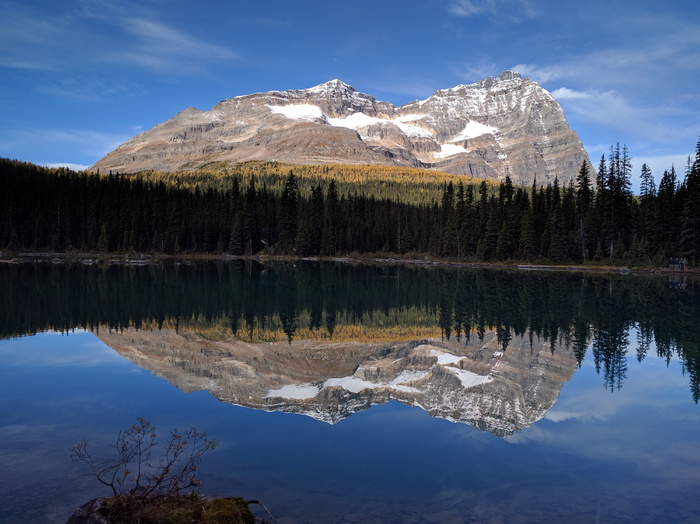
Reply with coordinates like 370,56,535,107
1,261,699,523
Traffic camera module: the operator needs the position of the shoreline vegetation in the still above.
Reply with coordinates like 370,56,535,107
2,250,698,277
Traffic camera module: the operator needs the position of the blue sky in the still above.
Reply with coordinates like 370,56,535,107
1,0,699,191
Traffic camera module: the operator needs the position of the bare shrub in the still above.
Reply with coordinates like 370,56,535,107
70,417,218,500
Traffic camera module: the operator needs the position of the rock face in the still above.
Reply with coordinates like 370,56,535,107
98,328,578,437
92,71,591,185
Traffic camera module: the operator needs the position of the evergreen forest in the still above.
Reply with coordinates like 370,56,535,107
1,139,699,267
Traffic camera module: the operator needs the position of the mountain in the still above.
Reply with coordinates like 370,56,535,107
98,328,578,437
91,71,591,185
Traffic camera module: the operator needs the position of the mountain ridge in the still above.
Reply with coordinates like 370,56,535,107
92,71,592,185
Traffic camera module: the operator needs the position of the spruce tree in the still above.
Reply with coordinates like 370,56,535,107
680,139,700,266
242,178,259,255
278,171,300,253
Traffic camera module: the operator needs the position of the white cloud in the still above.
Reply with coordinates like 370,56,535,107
551,87,676,142
0,2,67,70
455,62,501,84
0,331,125,368
111,17,238,72
35,77,144,103
44,163,92,171
550,87,594,101
634,155,693,179
0,2,238,76
511,63,571,84
447,0,493,17
447,0,536,20
37,129,129,157
0,128,130,160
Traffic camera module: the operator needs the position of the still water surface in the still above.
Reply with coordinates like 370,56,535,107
0,262,699,523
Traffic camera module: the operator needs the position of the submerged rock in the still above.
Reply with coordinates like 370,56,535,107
65,498,109,524
66,495,257,524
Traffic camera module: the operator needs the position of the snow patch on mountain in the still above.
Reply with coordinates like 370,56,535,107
265,367,429,400
327,112,380,129
270,104,433,139
447,367,493,388
395,121,433,138
430,349,465,365
427,348,491,388
329,112,432,138
435,144,469,159
395,114,428,122
268,104,327,122
323,373,422,394
265,384,320,399
451,121,499,141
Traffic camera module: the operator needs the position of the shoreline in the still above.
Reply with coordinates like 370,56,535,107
1,250,698,277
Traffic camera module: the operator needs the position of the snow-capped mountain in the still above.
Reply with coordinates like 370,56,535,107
91,71,591,185
98,328,578,437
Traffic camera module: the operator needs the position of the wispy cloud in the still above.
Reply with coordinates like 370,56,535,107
454,62,501,84
0,128,131,160
511,63,568,84
0,2,68,70
550,86,683,144
108,17,237,73
447,0,494,17
0,1,238,77
634,154,694,179
35,77,144,103
447,0,537,21
550,87,596,101
512,20,700,150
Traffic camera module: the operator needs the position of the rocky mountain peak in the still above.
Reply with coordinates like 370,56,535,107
474,70,522,89
91,72,592,185
307,78,357,95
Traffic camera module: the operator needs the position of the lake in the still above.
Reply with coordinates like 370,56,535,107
1,261,699,523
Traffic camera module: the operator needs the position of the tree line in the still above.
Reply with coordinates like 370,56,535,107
103,160,487,206
1,139,699,266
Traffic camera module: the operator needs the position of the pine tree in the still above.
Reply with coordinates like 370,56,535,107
228,214,244,255
638,163,658,261
680,138,700,266
546,207,567,262
518,204,536,260
97,223,110,253
320,182,339,256
478,196,499,260
639,163,656,199
277,171,300,253
439,182,458,257
242,178,259,255
657,166,679,257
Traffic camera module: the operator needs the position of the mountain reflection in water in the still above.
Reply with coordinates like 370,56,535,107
2,260,699,408
98,327,577,436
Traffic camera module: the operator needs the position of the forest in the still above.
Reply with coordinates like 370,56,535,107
1,139,699,267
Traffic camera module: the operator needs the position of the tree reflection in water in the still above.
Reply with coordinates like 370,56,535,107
1,261,698,401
